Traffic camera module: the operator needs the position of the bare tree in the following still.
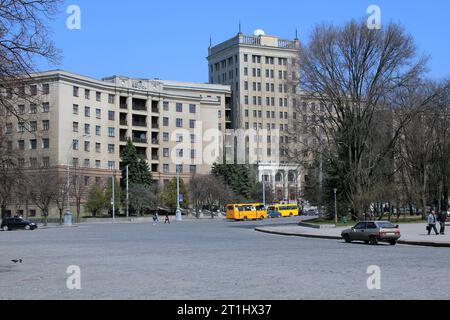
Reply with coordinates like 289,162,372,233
128,184,158,216
287,19,430,219
54,174,69,224
29,167,58,225
70,164,87,223
0,0,61,118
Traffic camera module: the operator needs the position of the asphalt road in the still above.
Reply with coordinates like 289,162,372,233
0,217,449,300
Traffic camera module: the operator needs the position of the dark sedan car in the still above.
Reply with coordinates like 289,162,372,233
341,221,401,245
1,218,37,231
267,210,282,219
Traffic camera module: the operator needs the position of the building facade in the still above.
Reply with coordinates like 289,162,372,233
2,70,231,218
207,30,302,202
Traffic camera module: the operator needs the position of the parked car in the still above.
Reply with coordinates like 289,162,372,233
304,209,319,216
341,221,401,245
267,210,282,219
1,218,37,231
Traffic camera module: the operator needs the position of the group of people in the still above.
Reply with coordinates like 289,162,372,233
152,211,171,225
427,210,447,235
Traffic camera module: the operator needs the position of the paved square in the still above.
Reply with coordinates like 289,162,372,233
1,219,449,300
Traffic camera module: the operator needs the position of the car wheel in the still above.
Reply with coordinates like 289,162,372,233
369,236,378,245
2,226,8,231
389,240,397,246
25,225,30,231
343,235,351,243
364,241,370,245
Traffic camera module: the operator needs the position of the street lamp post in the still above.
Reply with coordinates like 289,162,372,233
126,165,129,219
175,166,182,221
333,188,338,225
262,178,266,207
112,175,116,223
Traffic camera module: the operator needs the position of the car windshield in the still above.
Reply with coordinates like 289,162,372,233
377,222,396,229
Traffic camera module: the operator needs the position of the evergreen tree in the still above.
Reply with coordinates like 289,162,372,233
159,177,189,211
212,164,254,200
121,139,153,188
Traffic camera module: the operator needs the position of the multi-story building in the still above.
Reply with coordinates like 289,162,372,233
2,70,231,218
207,30,302,202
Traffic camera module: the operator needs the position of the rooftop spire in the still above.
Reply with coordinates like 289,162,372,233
238,20,242,34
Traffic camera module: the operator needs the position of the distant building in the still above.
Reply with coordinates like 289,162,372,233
2,70,231,218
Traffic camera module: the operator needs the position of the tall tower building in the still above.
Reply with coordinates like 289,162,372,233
207,30,302,202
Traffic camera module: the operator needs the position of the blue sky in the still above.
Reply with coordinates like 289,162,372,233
38,0,450,83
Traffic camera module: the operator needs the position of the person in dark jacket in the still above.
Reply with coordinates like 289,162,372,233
438,210,447,235
427,211,439,235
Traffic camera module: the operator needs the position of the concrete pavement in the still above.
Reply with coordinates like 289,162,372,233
255,222,450,247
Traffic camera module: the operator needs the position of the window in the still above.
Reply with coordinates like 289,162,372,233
190,134,196,144
96,108,101,119
30,158,38,168
189,120,196,129
84,124,90,135
30,85,37,96
108,161,115,170
6,123,12,134
73,104,79,115
176,103,183,112
73,158,79,166
190,149,196,159
42,157,50,168
163,117,169,126
30,139,37,150
30,121,37,132
190,165,197,174
42,120,49,131
84,141,90,152
176,118,183,128
108,127,115,137
244,54,248,62
30,104,37,114
18,140,25,151
18,122,25,133
163,148,169,157
42,84,50,95
73,122,79,132
163,132,169,142
18,105,25,115
42,102,49,113
176,149,183,158
95,125,101,136
108,144,115,154
108,94,115,104
95,160,101,169
95,143,101,153
85,106,90,117
244,67,248,76
163,164,169,173
189,104,196,113
244,96,249,105
176,134,183,143
163,101,169,111
96,91,101,102
108,111,115,121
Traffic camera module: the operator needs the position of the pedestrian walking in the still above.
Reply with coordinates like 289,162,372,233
152,212,159,225
427,210,439,235
164,213,170,224
438,210,447,235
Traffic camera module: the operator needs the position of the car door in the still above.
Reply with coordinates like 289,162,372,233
352,222,367,240
363,222,377,241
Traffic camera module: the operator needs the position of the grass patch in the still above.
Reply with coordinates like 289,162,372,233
308,216,426,227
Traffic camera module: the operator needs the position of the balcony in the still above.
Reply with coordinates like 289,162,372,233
120,103,127,110
151,154,159,161
120,136,127,142
132,137,147,144
120,119,128,126
132,121,147,128
152,139,159,145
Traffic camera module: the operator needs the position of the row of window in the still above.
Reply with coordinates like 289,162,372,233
10,103,50,115
244,122,290,131
6,120,50,134
243,55,288,66
161,132,197,143
162,118,197,128
72,122,115,137
71,158,116,170
245,110,289,119
5,139,50,151
4,84,50,97
162,102,197,113
73,104,115,120
163,164,196,174
73,86,115,104
162,148,198,159
244,96,289,107
245,81,289,93
72,140,116,154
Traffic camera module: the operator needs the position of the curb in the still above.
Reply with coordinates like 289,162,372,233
254,227,450,248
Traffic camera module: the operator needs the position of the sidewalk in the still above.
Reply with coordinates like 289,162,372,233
255,222,450,247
